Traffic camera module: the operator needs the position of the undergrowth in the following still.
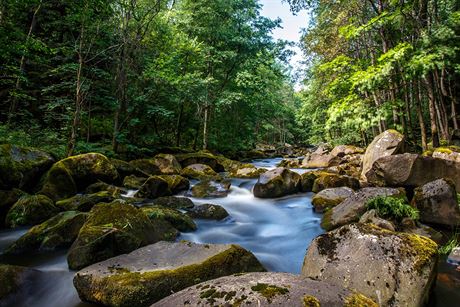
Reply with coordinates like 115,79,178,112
366,196,419,222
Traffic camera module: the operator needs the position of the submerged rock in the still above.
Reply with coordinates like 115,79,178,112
140,205,196,232
6,194,60,228
191,180,231,198
311,187,354,213
67,202,162,270
154,272,377,307
73,241,265,307
301,223,438,306
412,178,460,227
186,203,229,220
321,187,405,231
253,168,300,198
5,211,87,254
361,129,405,180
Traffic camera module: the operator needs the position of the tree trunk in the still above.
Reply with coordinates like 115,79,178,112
416,80,428,150
202,103,209,150
175,100,185,147
424,74,440,148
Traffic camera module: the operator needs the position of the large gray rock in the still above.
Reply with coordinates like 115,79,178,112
153,272,377,307
321,187,405,231
412,178,460,227
361,130,405,180
73,241,265,307
302,223,438,307
312,187,354,213
301,153,340,169
331,145,364,157
366,153,460,190
253,168,301,198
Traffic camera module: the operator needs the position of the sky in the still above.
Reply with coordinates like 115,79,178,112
259,0,310,71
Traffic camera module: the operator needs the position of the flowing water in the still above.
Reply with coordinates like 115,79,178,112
0,158,459,306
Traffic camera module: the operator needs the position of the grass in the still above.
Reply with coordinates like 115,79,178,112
366,196,419,222
439,231,459,255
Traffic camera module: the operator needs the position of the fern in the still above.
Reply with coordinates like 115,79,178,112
366,196,419,222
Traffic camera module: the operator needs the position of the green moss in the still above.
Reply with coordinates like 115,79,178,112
399,233,438,272
303,295,321,307
250,283,289,303
141,205,197,232
6,194,60,228
343,293,378,307
320,210,333,231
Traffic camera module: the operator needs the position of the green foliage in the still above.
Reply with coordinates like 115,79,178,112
366,196,419,222
439,232,459,255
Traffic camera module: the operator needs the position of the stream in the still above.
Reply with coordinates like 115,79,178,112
0,158,459,306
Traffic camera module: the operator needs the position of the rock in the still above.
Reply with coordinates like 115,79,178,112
299,171,327,192
330,145,364,157
0,189,26,228
5,211,87,254
231,166,267,178
84,181,123,196
151,154,182,174
311,187,354,213
0,265,41,301
402,223,443,244
134,176,171,199
128,159,161,176
187,204,229,220
175,151,225,172
191,180,231,198
110,158,145,179
6,194,60,228
67,201,162,270
277,158,301,168
412,178,460,227
312,173,359,193
154,272,377,307
253,168,301,198
432,146,460,163
301,223,438,307
361,129,405,180
366,153,460,190
123,175,147,189
301,153,340,169
39,153,119,201
181,163,219,180
156,175,190,194
140,206,196,232
56,191,115,212
73,241,265,307
321,187,405,231
0,144,55,191
358,209,396,231
148,196,194,210
448,247,460,266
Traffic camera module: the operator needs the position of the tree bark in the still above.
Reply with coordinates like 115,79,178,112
424,74,440,148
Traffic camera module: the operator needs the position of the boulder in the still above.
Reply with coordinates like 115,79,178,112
187,203,229,220
0,144,55,191
140,205,196,232
301,223,438,307
154,272,377,307
0,189,26,228
128,159,161,176
123,175,147,190
181,163,219,180
156,175,190,194
299,171,329,192
56,191,115,212
301,153,340,169
175,151,225,172
432,146,460,163
253,168,301,198
412,178,460,227
6,194,60,228
148,196,194,210
151,154,182,174
5,211,87,254
67,202,162,270
110,158,145,179
358,209,396,231
366,153,460,190
231,166,267,179
330,145,364,157
277,158,301,168
361,129,405,180
191,180,231,198
0,265,41,301
40,153,119,201
85,181,123,196
73,241,265,307
321,187,405,231
312,173,359,193
311,187,354,213
134,176,171,199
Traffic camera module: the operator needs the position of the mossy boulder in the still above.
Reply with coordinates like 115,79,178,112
432,146,460,163
191,180,231,198
321,187,405,231
302,223,438,306
110,158,145,179
311,187,354,213
299,171,328,192
253,168,301,198
6,194,60,228
67,201,162,270
230,166,267,179
73,241,265,307
0,189,26,228
39,153,119,201
141,205,196,232
5,211,88,254
128,159,161,176
134,176,171,199
151,154,182,175
175,151,225,172
0,144,55,191
181,163,219,180
358,209,396,232
123,175,147,190
0,264,41,302
56,191,115,212
187,203,229,220
312,173,359,193
156,175,190,194
85,181,123,196
412,178,460,227
154,272,377,307
148,196,194,210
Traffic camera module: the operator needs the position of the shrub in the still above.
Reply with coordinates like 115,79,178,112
366,196,419,222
